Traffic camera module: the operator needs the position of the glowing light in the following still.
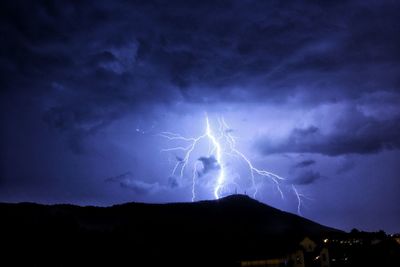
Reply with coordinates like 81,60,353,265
291,185,312,216
160,115,226,199
205,116,224,199
159,131,207,179
160,114,308,215
218,117,284,199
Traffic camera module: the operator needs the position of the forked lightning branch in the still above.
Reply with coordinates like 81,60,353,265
159,115,307,215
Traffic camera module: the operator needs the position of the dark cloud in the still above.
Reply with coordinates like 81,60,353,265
336,159,355,175
258,107,400,156
290,170,322,185
106,172,159,195
294,159,316,168
197,156,220,177
167,177,179,189
1,0,400,153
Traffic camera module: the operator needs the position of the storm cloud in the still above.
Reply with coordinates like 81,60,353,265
1,0,400,152
258,105,400,156
290,170,322,185
294,159,316,168
197,156,220,177
106,172,160,195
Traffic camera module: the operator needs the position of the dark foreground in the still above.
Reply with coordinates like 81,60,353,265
1,195,399,266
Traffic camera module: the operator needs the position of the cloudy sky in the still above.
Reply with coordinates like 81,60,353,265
1,0,399,233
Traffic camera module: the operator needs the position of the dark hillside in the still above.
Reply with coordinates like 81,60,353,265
0,195,341,266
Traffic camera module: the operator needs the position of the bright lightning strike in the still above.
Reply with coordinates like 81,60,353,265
217,117,285,199
160,115,226,199
205,116,224,199
160,114,309,215
291,185,313,216
292,185,303,215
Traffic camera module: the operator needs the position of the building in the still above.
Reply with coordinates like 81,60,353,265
240,236,330,267
288,237,330,267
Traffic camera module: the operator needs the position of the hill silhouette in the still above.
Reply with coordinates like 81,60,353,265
0,195,342,266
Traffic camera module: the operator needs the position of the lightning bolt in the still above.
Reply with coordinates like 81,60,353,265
291,185,313,216
160,115,226,199
159,131,207,179
160,114,308,215
206,116,225,199
292,185,303,215
218,117,285,199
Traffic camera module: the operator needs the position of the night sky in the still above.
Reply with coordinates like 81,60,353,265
1,0,400,233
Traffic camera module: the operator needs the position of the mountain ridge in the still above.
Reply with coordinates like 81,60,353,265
0,194,343,266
